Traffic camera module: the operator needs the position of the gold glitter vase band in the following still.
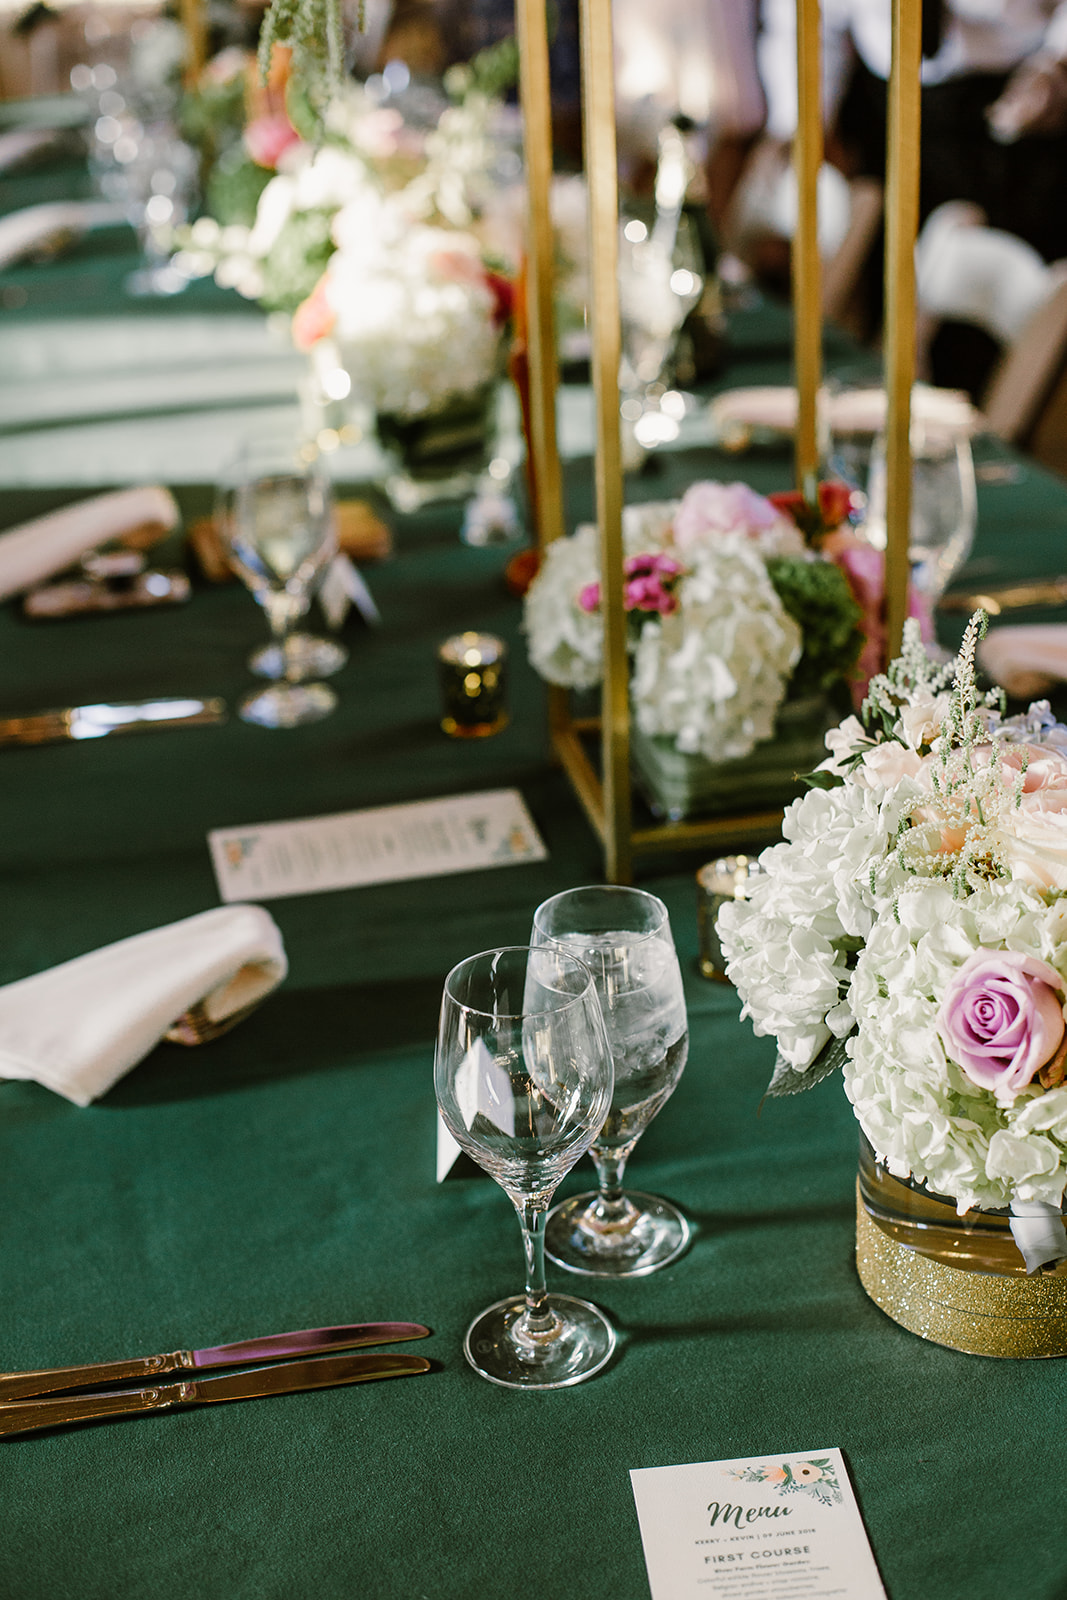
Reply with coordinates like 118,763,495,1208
855,1184,1067,1358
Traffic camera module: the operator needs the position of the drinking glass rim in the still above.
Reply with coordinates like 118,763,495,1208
532,884,670,946
442,944,598,1021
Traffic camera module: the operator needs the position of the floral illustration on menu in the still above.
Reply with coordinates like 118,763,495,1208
727,1458,843,1507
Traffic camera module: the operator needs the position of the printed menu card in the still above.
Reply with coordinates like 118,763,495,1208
630,1449,885,1600
209,788,546,901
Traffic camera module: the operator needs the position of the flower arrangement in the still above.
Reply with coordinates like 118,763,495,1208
181,44,517,420
523,480,864,765
719,613,1067,1256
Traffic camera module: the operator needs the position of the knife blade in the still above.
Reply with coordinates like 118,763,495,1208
0,1352,432,1438
0,1322,431,1401
938,578,1067,616
0,696,226,748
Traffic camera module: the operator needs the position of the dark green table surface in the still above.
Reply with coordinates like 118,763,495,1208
5,135,1067,1600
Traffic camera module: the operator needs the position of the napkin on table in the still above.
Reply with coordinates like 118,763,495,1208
0,905,288,1106
979,625,1067,699
0,199,127,271
0,486,180,601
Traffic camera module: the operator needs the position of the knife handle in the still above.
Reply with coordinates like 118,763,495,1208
0,1350,192,1402
0,1380,197,1438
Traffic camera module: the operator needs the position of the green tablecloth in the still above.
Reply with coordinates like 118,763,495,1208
5,132,1067,1600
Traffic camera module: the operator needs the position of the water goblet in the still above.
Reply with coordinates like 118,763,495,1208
435,945,616,1389
224,456,339,728
534,885,691,1277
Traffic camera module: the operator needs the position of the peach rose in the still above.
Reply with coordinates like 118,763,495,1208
291,275,336,351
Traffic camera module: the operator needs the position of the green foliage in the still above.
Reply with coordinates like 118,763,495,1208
258,208,336,311
444,36,519,102
767,556,865,700
205,145,273,228
763,1029,855,1100
258,0,349,128
179,70,247,156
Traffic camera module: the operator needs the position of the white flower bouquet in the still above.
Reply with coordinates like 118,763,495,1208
523,480,864,770
720,614,1067,1268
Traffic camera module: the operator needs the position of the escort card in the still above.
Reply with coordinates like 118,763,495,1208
630,1449,885,1600
209,787,546,902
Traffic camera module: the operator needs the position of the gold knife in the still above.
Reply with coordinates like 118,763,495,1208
938,578,1067,616
0,696,226,748
0,1352,431,1438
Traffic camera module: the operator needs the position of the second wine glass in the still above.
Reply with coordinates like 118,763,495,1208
225,450,339,728
533,885,691,1277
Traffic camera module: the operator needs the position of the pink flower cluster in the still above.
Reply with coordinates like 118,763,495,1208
577,552,684,617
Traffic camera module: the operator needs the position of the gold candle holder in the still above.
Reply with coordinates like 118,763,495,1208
438,632,508,739
696,855,766,981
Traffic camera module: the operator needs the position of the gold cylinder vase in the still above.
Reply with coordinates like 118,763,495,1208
855,1142,1067,1358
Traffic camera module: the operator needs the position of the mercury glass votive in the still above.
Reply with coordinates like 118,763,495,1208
438,632,508,738
696,855,766,981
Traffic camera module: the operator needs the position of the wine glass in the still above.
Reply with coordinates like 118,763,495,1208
435,945,616,1389
533,885,690,1277
224,453,340,728
865,423,978,604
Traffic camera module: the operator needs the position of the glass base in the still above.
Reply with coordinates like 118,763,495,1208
545,1189,691,1278
249,634,348,682
463,1293,616,1389
238,681,337,729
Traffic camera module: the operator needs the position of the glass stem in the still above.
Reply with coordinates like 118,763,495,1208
515,1202,559,1341
262,593,304,684
589,1149,640,1229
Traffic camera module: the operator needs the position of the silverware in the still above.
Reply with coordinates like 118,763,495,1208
0,1352,432,1438
0,696,226,748
0,1321,431,1401
938,578,1067,616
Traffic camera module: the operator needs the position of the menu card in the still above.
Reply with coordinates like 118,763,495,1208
630,1449,885,1600
209,788,546,902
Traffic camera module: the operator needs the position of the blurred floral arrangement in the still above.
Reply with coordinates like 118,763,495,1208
178,40,522,419
523,480,864,765
720,613,1067,1238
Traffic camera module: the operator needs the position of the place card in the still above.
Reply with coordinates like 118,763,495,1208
209,787,546,902
630,1449,885,1600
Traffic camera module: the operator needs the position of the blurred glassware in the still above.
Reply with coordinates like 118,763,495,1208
865,424,978,607
617,212,704,454
220,443,340,728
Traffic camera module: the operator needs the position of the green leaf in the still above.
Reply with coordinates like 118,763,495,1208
763,1028,855,1100
801,767,844,791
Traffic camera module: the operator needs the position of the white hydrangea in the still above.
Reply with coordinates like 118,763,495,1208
523,497,804,762
845,880,1067,1211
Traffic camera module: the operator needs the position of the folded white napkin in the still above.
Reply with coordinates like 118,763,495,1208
709,382,979,439
0,906,288,1106
0,199,127,272
0,486,180,601
979,624,1067,698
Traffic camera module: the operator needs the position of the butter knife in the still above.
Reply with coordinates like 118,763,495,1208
0,696,226,747
938,578,1067,616
0,1321,431,1401
0,1352,432,1438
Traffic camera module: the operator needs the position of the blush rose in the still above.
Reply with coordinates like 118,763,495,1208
938,949,1067,1095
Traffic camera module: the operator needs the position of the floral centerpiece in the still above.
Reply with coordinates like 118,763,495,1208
181,44,517,434
523,479,864,818
720,613,1067,1349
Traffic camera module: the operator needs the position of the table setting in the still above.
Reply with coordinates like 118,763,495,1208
9,60,1067,1600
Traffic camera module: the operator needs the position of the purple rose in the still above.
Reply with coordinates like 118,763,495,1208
938,949,1067,1094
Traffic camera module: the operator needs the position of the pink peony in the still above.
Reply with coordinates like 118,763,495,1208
243,113,300,170
938,949,1066,1095
671,480,788,550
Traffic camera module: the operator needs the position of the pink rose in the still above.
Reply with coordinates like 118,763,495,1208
243,113,300,170
671,481,789,550
291,275,336,351
577,582,601,614
938,949,1067,1094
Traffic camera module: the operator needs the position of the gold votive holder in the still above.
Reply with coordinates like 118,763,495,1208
696,854,766,982
438,632,508,739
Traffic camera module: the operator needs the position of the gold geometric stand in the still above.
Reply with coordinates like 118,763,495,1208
856,1184,1067,1358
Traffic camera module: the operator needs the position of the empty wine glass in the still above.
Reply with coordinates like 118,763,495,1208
223,451,339,728
533,886,691,1277
435,945,616,1389
865,423,978,604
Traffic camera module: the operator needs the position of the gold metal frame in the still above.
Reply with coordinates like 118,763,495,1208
515,0,918,880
